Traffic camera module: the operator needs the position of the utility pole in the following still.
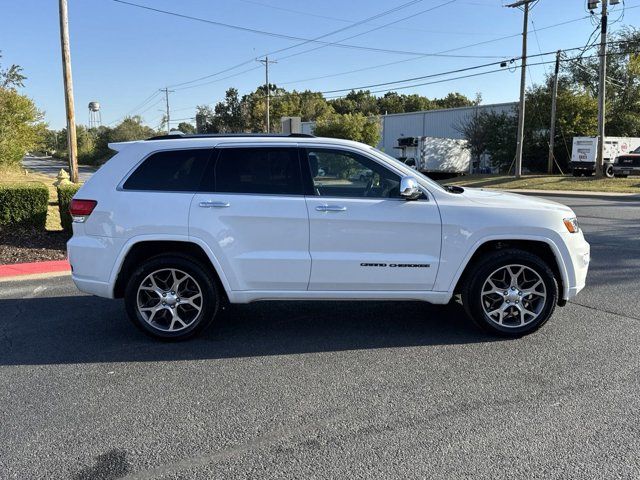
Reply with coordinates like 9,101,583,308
548,50,561,174
507,0,535,179
58,0,79,183
160,88,174,134
594,0,609,178
257,56,277,133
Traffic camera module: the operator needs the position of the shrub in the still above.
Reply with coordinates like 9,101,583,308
0,182,49,229
57,183,81,232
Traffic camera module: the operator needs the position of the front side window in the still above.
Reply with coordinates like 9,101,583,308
122,149,211,191
305,148,400,198
214,147,303,195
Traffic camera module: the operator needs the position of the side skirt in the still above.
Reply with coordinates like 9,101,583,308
228,290,453,304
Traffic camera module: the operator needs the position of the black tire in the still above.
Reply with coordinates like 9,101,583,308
605,164,615,178
461,249,558,337
124,254,219,340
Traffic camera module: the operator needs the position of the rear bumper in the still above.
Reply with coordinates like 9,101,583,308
71,275,113,298
67,233,122,299
570,162,595,172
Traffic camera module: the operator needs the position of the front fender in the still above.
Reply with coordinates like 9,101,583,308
435,230,572,300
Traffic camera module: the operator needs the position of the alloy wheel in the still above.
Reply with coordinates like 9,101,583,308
480,264,547,328
136,268,203,332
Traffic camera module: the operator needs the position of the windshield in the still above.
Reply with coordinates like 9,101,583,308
367,147,447,193
633,146,640,154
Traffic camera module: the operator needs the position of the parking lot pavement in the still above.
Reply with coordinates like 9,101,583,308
1,196,639,479
22,155,97,182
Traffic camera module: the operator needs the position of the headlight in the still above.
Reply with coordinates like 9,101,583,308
563,217,580,233
614,156,620,164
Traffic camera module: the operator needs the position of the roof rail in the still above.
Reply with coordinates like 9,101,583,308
145,133,315,141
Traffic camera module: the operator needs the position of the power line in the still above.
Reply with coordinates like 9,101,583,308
169,11,590,93
309,40,634,95
236,0,510,37
276,0,458,62
321,50,637,99
112,0,486,60
278,14,594,87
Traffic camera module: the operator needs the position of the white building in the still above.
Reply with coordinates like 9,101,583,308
300,102,517,154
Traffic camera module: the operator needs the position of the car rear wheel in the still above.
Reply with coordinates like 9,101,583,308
124,255,218,340
461,249,558,337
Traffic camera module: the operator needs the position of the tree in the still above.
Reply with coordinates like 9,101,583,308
455,110,487,167
313,113,380,146
377,92,405,114
0,51,26,90
176,122,196,134
0,87,46,168
433,92,478,109
458,110,517,173
565,28,640,137
329,90,379,116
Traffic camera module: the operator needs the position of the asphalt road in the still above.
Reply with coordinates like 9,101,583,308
1,195,639,479
22,155,97,182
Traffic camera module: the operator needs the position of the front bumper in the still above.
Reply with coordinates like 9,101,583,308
612,165,640,176
562,231,590,300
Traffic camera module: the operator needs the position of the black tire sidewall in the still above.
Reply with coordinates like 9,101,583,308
124,255,218,340
462,250,558,336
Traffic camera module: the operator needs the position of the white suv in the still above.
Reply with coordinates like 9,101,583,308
67,134,590,340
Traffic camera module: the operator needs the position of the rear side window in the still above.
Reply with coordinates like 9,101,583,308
213,147,303,195
122,149,211,191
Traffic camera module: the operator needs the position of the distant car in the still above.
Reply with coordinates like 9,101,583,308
612,146,640,178
67,134,590,340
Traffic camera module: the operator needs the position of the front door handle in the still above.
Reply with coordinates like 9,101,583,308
199,201,230,208
316,205,347,212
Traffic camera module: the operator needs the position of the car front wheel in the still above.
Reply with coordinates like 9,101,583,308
124,255,219,340
461,249,558,336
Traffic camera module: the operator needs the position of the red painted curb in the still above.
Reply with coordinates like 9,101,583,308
0,259,70,278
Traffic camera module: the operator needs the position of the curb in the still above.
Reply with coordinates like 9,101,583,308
0,259,70,279
499,189,640,201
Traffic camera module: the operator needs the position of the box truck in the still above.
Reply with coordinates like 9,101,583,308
570,136,640,177
394,136,471,176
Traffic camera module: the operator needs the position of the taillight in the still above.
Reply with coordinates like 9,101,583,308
69,199,97,223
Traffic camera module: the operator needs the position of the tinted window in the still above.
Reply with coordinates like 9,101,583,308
214,147,303,195
123,149,211,191
305,148,400,198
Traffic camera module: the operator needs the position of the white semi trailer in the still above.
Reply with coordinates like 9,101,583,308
570,136,640,177
394,136,471,176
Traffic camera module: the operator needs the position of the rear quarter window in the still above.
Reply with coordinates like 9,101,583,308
122,149,211,191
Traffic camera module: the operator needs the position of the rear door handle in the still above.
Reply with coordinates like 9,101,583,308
316,205,347,212
199,201,230,208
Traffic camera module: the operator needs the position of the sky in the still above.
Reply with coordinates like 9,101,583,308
1,0,638,130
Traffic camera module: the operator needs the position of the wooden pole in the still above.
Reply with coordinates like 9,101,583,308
595,0,608,178
58,0,79,183
548,50,561,174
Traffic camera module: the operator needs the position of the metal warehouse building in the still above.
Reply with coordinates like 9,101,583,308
300,102,517,154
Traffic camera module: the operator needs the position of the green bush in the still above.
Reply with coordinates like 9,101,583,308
0,182,49,229
57,183,81,232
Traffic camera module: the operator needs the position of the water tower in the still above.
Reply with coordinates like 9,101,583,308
88,101,101,128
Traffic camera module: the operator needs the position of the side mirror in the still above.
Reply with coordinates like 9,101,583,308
399,176,421,200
